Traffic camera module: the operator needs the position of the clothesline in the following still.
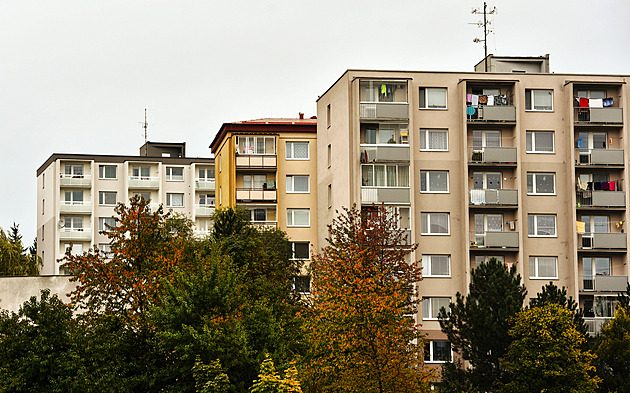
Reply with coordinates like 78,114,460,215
575,97,614,108
466,94,510,106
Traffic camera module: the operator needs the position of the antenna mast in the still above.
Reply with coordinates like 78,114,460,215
140,109,149,156
471,2,497,72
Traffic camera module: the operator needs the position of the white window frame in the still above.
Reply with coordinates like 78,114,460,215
198,194,215,206
422,297,450,320
64,243,83,256
166,193,184,208
64,190,84,205
287,208,310,227
165,166,184,181
99,217,115,232
529,256,558,279
421,213,450,235
98,165,117,179
290,242,310,260
526,131,555,153
527,173,556,195
98,191,117,206
419,87,447,110
424,340,453,363
361,164,410,188
286,175,310,193
420,170,449,193
528,214,557,237
293,275,311,294
422,255,451,277
419,129,448,151
286,141,309,160
198,167,215,180
63,217,83,231
525,89,554,111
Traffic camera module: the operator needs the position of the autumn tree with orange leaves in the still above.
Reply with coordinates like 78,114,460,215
300,205,431,393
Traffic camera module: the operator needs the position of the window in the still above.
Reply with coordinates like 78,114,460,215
286,141,309,160
64,164,84,178
473,130,501,150
250,208,268,223
198,167,215,180
422,255,450,277
361,165,410,187
474,255,505,268
326,104,331,127
287,208,309,227
525,89,553,111
64,217,83,231
421,213,449,235
98,243,112,256
198,194,215,206
420,171,448,193
166,193,184,207
290,242,310,260
64,190,83,204
424,341,452,363
99,191,117,206
98,165,117,179
41,224,44,242
293,276,311,294
132,166,150,180
99,217,115,232
64,243,83,256
238,136,276,155
419,87,447,109
166,167,184,181
472,172,501,189
419,129,448,151
327,184,332,209
135,192,151,202
327,144,331,168
286,175,309,193
243,174,269,189
529,256,558,279
422,297,450,320
527,173,555,195
528,215,557,237
526,131,554,153
42,173,45,189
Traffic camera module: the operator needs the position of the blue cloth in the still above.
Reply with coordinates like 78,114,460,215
603,97,614,107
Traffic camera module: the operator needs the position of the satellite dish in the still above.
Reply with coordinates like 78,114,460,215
58,219,65,228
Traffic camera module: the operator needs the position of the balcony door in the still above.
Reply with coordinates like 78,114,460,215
473,130,501,151
474,214,503,246
473,172,501,190
580,215,609,248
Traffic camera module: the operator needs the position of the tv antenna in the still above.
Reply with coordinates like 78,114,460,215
471,2,497,72
140,109,149,155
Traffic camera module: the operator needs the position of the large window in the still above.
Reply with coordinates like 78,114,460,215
286,141,309,159
290,242,310,260
243,174,270,189
98,217,115,232
421,213,449,235
287,208,309,227
98,165,117,179
422,255,450,277
361,165,409,187
526,131,554,153
64,164,83,178
64,190,83,204
419,87,447,109
424,341,452,363
166,193,184,207
525,89,553,111
238,136,276,155
198,194,215,206
64,217,83,231
473,130,501,149
198,167,215,180
528,214,557,237
529,256,558,279
527,173,555,195
419,129,448,151
420,171,448,193
474,255,505,267
422,297,450,320
132,166,150,180
166,167,184,181
99,191,117,206
286,175,309,193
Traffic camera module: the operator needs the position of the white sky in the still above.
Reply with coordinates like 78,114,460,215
1,0,629,245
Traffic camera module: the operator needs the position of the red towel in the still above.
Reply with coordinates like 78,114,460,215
609,181,615,191
579,97,589,108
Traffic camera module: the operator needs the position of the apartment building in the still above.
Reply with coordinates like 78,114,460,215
316,56,630,364
210,117,317,290
36,142,215,275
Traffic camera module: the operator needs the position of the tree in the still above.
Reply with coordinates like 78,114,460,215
498,304,600,393
593,306,630,393
0,223,41,276
249,354,302,393
438,258,527,392
301,205,430,393
529,281,588,336
192,356,231,393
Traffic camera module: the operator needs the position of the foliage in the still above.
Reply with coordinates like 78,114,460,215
616,282,630,310
249,354,302,393
301,205,430,393
438,258,527,392
0,223,41,276
529,281,588,336
193,356,231,393
593,306,630,393
498,304,600,393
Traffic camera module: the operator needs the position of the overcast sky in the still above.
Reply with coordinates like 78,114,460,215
1,0,629,245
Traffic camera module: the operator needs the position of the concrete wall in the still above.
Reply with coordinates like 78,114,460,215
0,276,77,314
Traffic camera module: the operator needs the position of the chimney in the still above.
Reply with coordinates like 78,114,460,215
299,112,304,119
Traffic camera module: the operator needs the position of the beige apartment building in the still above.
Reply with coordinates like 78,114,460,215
316,56,630,364
36,142,215,275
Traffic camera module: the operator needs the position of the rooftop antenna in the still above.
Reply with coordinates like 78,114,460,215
140,109,148,155
471,2,497,72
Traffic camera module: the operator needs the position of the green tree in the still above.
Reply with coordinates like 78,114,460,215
498,304,599,393
0,223,41,276
250,354,302,393
438,258,527,392
529,281,588,336
301,205,430,393
193,356,231,393
593,306,630,393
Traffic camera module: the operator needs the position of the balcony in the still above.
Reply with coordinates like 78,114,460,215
59,202,91,214
360,144,410,163
235,154,277,169
59,174,92,187
236,188,277,202
584,317,611,335
580,275,628,292
195,205,216,217
359,103,409,120
59,228,92,241
467,105,516,122
195,179,215,191
579,233,627,250
250,220,278,228
128,176,160,189
574,107,623,124
361,187,410,204
469,189,517,206
576,190,625,208
470,231,519,249
468,147,517,165
576,149,624,166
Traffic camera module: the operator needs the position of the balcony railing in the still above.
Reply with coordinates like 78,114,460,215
195,205,216,216
468,147,517,164
195,178,215,190
59,174,92,187
235,154,277,168
361,187,410,204
128,176,160,189
466,105,516,122
193,230,211,239
574,107,623,124
580,275,628,292
359,102,409,120
575,148,624,166
59,228,92,241
576,190,625,208
236,188,277,202
579,232,627,250
470,231,519,249
250,220,278,228
60,202,91,214
360,144,410,163
584,317,611,335
469,189,517,206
